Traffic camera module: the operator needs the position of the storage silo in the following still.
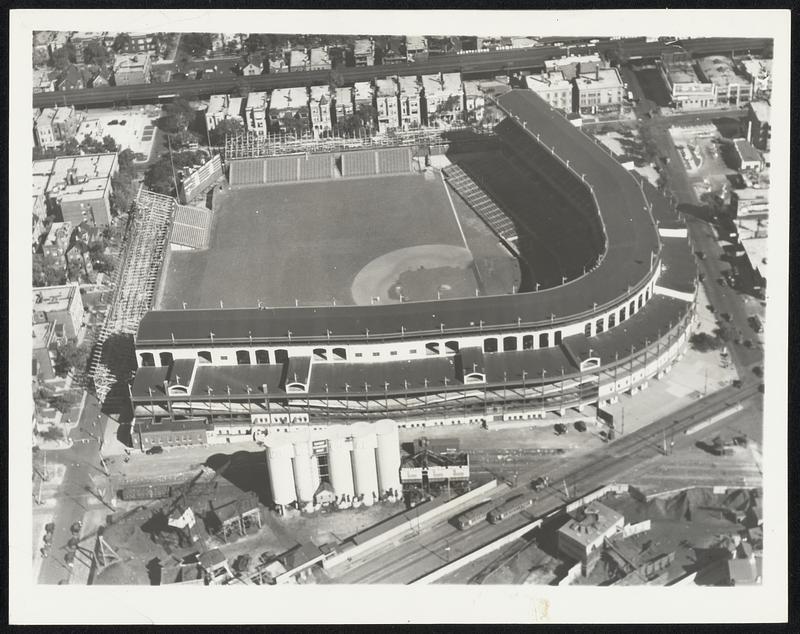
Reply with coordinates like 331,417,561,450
351,425,379,505
292,441,315,505
265,440,297,508
327,426,354,499
375,419,401,496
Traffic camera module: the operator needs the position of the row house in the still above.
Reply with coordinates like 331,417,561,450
463,81,486,124
375,77,400,133
308,85,333,138
333,86,355,122
32,193,48,248
422,72,464,125
33,106,82,149
397,75,423,129
354,81,374,108
205,94,243,132
245,92,269,136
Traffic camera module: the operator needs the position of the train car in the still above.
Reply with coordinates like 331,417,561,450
454,500,494,530
119,483,172,501
487,495,534,524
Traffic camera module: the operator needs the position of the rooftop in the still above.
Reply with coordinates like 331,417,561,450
309,85,330,104
269,87,308,111
334,86,353,104
441,72,463,94
558,501,623,546
113,53,150,73
207,94,228,117
309,47,330,67
749,100,771,123
353,81,373,101
662,54,703,85
246,91,268,110
398,75,421,95
733,138,763,165
405,36,427,52
697,56,752,88
289,49,308,69
575,68,623,91
354,39,373,56
526,71,571,92
226,97,243,118
376,77,398,97
44,221,73,245
33,153,118,197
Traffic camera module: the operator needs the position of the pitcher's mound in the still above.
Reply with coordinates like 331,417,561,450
351,244,475,306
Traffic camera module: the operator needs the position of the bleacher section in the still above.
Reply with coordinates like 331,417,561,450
171,204,213,250
377,147,413,175
229,158,267,187
443,165,518,248
341,149,377,178
298,153,336,181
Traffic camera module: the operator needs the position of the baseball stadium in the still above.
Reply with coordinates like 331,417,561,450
125,89,698,434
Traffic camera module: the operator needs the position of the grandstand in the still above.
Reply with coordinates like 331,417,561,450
170,203,213,250
376,147,414,175
442,164,519,250
340,149,377,178
90,188,174,402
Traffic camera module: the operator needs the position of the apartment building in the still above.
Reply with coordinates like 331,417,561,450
422,72,464,125
574,67,624,115
308,47,331,71
268,87,310,134
375,77,400,133
289,49,309,72
205,94,243,132
113,52,152,85
308,85,333,138
354,39,375,66
525,71,572,112
463,80,486,124
333,86,354,123
397,75,423,129
269,56,289,74
245,92,269,136
354,81,374,108
33,106,82,149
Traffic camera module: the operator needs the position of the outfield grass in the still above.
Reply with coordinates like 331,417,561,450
158,174,469,309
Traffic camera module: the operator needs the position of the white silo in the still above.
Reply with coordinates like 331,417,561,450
266,440,297,508
375,419,401,496
351,425,379,505
327,427,355,500
292,441,316,505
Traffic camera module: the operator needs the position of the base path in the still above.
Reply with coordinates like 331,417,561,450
350,244,474,306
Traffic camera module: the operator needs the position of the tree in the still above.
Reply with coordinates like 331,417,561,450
181,33,213,57
111,174,136,216
83,40,111,67
92,251,116,274
161,98,196,134
244,33,283,53
112,33,132,53
209,118,245,146
118,148,136,176
49,389,82,414
79,134,107,154
689,332,721,353
54,341,92,377
39,426,65,442
102,135,119,153
144,155,178,197
32,255,67,287
52,44,76,71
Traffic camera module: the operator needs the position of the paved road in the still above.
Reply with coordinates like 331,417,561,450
327,381,760,584
35,394,116,585
33,37,771,109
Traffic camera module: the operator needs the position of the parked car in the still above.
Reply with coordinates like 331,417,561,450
145,445,164,455
574,420,588,432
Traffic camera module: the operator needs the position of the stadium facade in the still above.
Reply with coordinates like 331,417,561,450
129,90,698,431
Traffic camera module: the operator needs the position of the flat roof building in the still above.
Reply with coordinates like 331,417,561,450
113,52,152,86
353,81,373,106
660,51,717,110
34,106,82,149
696,56,753,106
397,75,423,129
545,53,602,80
738,57,772,98
289,49,309,72
558,501,624,574
268,87,309,134
405,36,428,61
422,72,464,125
375,77,400,133
354,39,375,67
308,47,331,71
33,284,86,342
747,100,771,151
245,91,269,136
333,86,354,121
575,67,624,115
463,80,486,124
733,138,763,172
526,71,572,112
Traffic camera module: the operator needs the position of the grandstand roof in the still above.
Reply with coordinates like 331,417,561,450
137,90,683,346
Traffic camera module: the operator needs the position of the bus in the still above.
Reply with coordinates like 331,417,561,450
454,500,494,530
487,495,535,524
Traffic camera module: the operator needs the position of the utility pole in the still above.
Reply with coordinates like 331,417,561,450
563,479,569,499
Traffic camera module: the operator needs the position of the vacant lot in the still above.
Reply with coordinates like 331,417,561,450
159,173,469,309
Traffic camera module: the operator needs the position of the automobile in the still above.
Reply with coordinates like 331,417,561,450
107,119,118,125
145,445,164,455
574,420,588,432
553,423,567,435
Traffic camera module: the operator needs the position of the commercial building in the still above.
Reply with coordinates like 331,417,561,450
732,138,763,172
308,85,332,138
134,417,211,451
354,39,375,67
263,420,402,513
129,90,697,430
397,75,423,129
545,53,602,80
244,92,269,136
422,72,464,125
746,101,771,151
660,51,717,110
696,56,753,106
463,80,486,123
112,52,152,86
375,77,400,133
33,106,82,149
268,87,310,134
557,501,624,575
525,71,572,112
574,68,624,115
32,153,118,225
308,47,331,71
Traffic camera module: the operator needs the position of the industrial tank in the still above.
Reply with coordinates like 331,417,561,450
265,441,297,508
375,419,402,496
326,426,355,499
351,424,379,505
292,441,316,504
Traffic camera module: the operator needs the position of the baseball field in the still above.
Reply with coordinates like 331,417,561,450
158,172,516,309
